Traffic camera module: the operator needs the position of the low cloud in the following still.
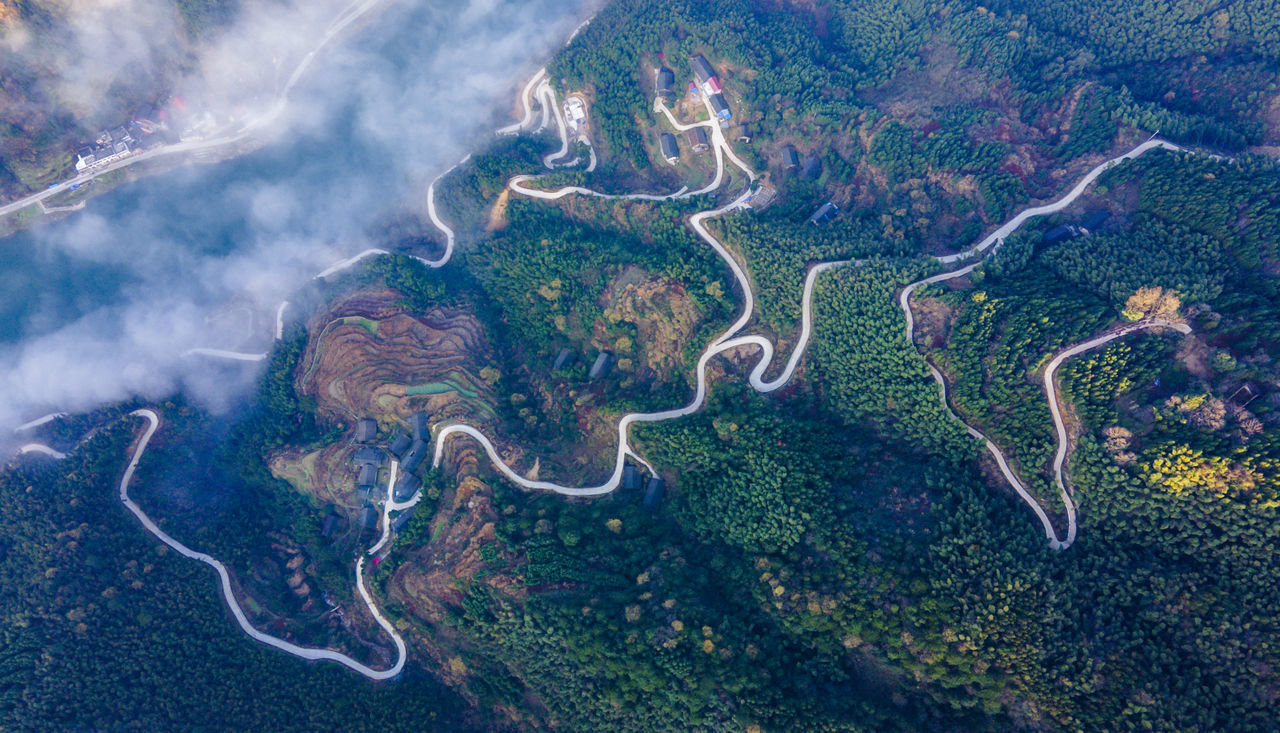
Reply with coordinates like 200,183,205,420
2,0,591,435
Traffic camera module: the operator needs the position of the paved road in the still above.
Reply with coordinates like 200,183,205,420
11,54,1211,685
1040,319,1191,547
896,139,1193,548
17,443,66,459
118,410,407,679
0,0,390,223
439,127,1198,555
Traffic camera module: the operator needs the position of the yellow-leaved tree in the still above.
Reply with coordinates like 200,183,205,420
1122,286,1181,321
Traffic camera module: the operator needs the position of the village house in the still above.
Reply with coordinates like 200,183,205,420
622,463,640,491
642,476,666,511
357,462,378,490
391,505,418,533
690,54,716,86
782,145,801,170
808,201,838,226
410,411,430,442
358,505,380,532
394,473,421,503
400,440,429,473
659,132,680,164
389,432,413,459
75,127,135,173
708,93,732,122
589,351,613,380
356,418,377,443
553,348,576,370
656,67,676,98
688,126,710,152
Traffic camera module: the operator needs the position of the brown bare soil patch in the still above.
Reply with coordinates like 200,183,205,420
300,289,497,427
487,188,510,232
601,266,702,380
912,296,956,350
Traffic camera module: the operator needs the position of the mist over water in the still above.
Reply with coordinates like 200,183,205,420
0,0,590,433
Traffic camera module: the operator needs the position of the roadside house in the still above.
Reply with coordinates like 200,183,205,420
688,126,710,152
737,124,752,143
1042,224,1082,245
622,463,640,491
393,473,421,503
690,54,716,83
656,67,676,98
660,133,680,164
708,93,732,121
642,476,666,511
401,440,429,472
391,505,418,533
358,505,379,531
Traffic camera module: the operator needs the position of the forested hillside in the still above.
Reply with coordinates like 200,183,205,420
4,0,1280,730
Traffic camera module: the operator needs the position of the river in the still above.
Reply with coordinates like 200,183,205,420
0,0,588,430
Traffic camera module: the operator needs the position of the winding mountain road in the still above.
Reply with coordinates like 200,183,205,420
117,409,407,680
0,0,390,223
12,35,1215,682
897,139,1191,548
432,90,1194,553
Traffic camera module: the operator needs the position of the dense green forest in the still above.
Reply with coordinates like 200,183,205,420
0,424,480,731
6,0,1280,730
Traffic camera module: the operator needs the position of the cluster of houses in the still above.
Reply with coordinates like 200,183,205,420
74,107,167,173
620,460,666,511
552,347,614,380
654,52,754,165
347,411,434,535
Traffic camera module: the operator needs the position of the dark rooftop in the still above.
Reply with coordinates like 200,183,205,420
394,473,421,503
690,54,716,83
656,67,676,94
1081,209,1110,232
1042,224,1082,245
553,348,575,370
689,126,710,150
622,463,640,491
358,505,380,530
659,132,679,162
357,462,378,488
782,145,800,169
708,93,731,118
589,351,613,380
410,412,430,442
401,439,429,473
389,433,413,459
802,155,822,180
356,418,377,443
642,476,666,512
391,505,418,533
352,447,386,467
808,202,838,226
